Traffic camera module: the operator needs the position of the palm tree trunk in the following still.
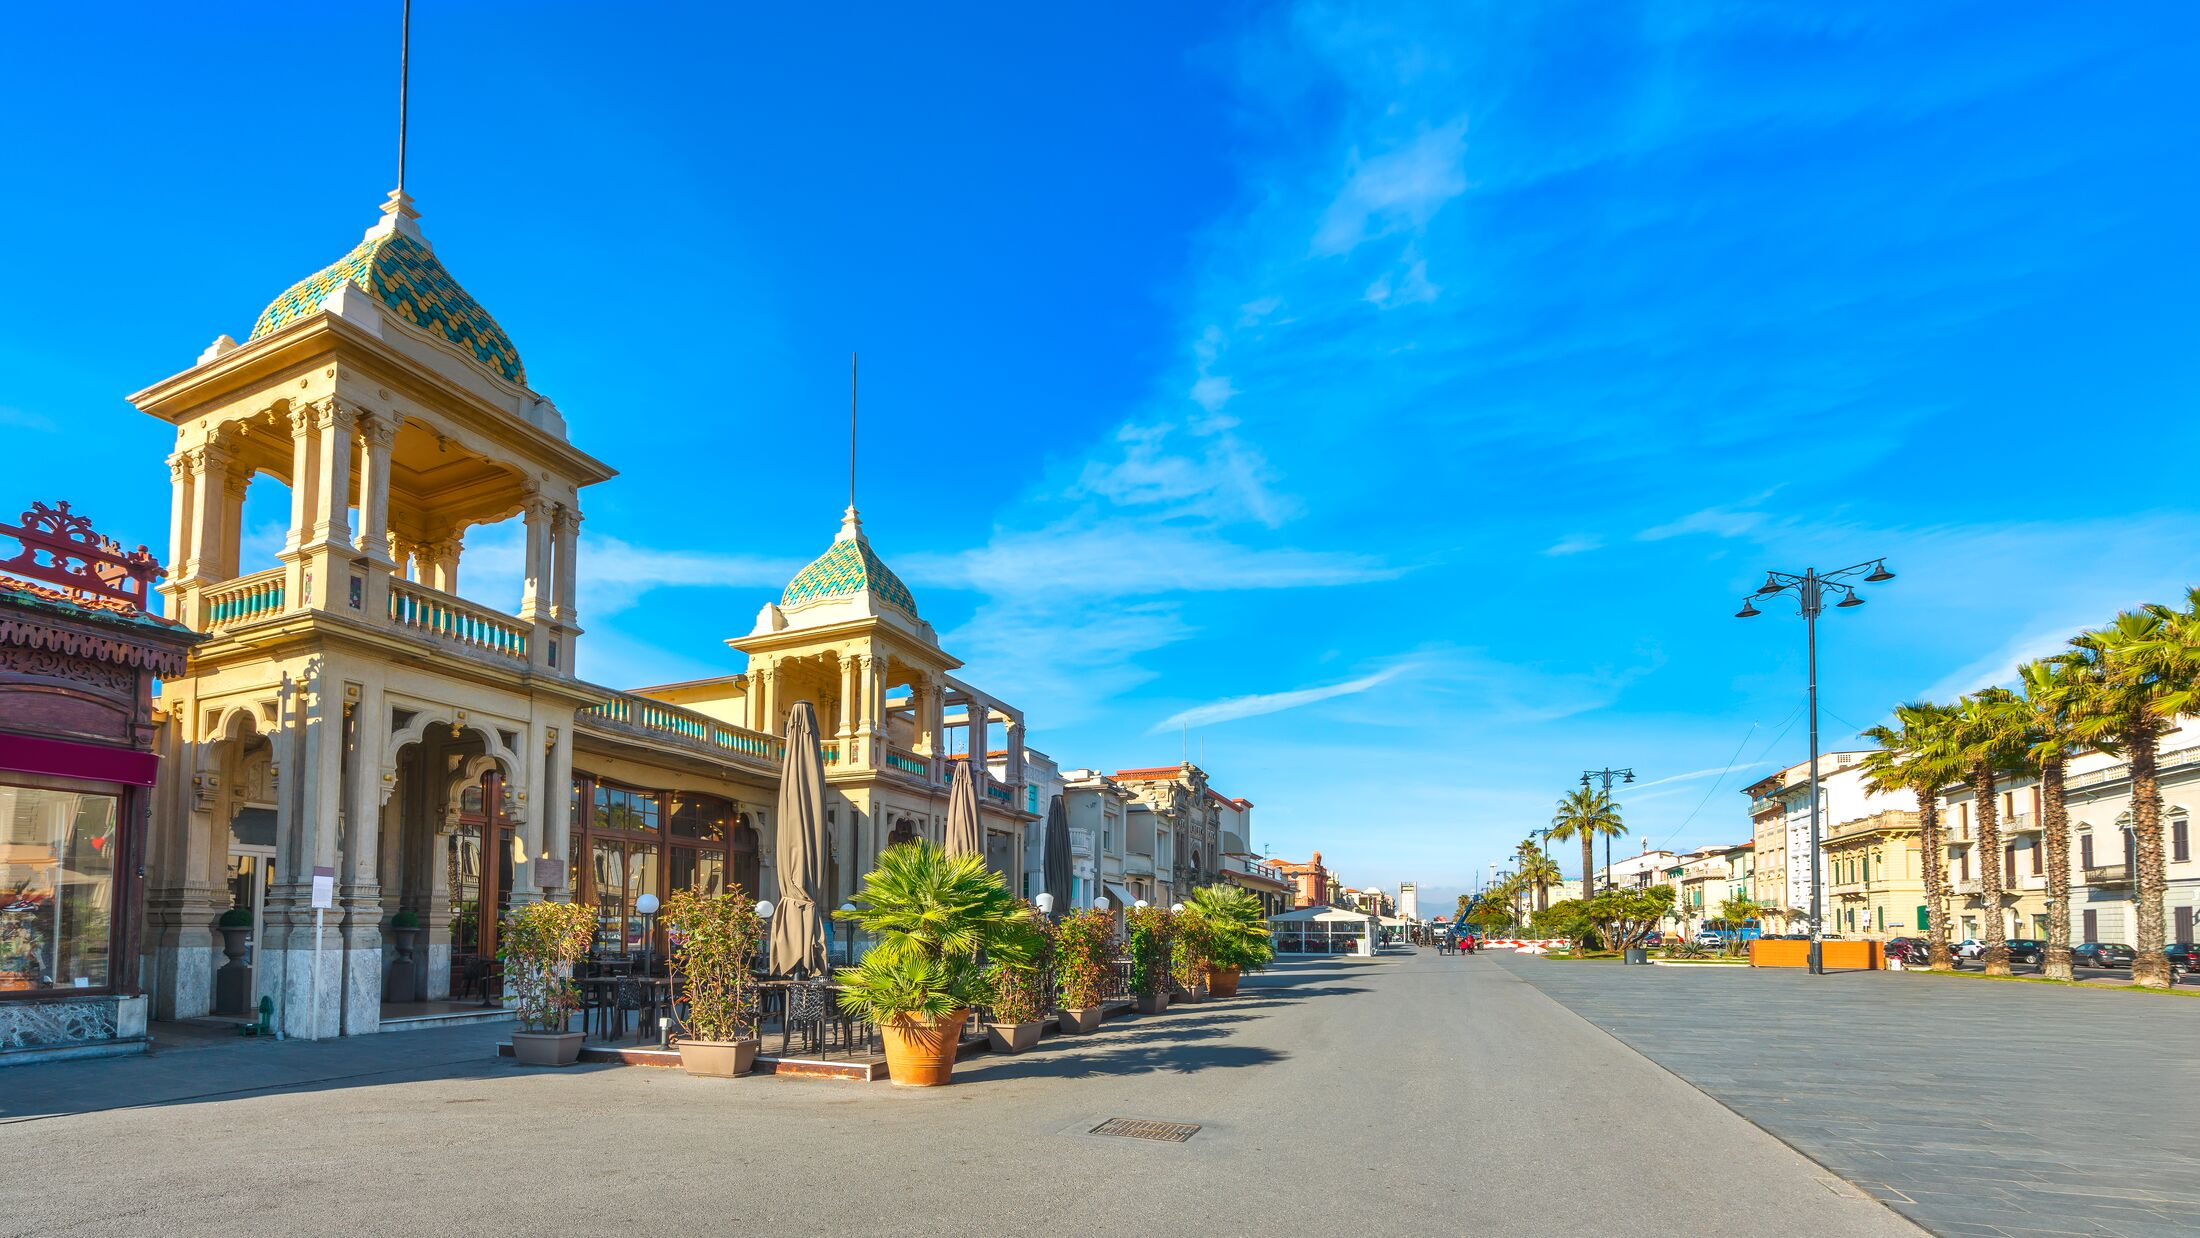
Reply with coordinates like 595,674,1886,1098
1582,835,1596,911
1920,797,1954,970
2129,724,2171,989
2041,758,2074,981
1975,765,2010,976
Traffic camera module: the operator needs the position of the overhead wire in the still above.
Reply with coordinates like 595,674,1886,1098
1658,700,1805,846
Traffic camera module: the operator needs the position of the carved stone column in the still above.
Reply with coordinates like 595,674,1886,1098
551,505,580,623
353,412,397,566
307,399,355,551
281,405,314,558
519,492,553,623
182,442,232,582
218,469,252,578
163,452,192,601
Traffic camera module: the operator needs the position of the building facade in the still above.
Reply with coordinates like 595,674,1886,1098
127,190,1035,1039
1822,809,1925,940
1,503,201,1061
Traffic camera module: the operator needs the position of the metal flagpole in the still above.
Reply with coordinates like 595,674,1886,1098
398,0,410,192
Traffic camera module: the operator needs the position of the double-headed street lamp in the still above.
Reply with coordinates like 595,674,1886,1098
1581,768,1633,892
1736,558,1894,975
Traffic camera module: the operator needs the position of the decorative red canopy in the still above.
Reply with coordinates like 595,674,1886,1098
0,500,164,614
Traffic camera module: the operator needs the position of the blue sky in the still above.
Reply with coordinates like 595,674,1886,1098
5,3,2198,910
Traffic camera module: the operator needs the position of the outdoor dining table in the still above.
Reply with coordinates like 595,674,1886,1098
578,974,675,1043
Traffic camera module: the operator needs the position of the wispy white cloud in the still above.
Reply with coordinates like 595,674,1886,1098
1917,620,2083,703
1150,665,1407,734
1543,534,1603,556
902,521,1399,599
462,522,797,619
1313,118,1471,256
1638,503,1770,542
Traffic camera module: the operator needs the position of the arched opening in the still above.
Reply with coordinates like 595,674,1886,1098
888,817,916,847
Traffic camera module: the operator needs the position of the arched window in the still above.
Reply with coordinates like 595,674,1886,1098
888,818,916,847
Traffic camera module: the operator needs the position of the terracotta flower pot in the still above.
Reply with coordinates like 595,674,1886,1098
1207,966,1241,998
984,1019,1045,1054
510,1030,584,1067
676,1037,760,1078
1058,1006,1104,1034
880,1008,968,1086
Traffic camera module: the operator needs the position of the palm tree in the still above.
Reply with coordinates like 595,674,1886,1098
1860,701,1961,970
1514,837,1563,913
1951,690,2029,976
2015,659,2085,981
2064,597,2200,990
1550,786,1625,902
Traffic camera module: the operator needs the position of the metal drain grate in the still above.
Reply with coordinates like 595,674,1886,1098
1090,1118,1200,1143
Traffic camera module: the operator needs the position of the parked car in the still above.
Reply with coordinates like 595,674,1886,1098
2005,939,2046,965
2071,942,2136,969
1691,930,1725,948
1639,931,1664,948
2160,943,2198,974
1953,939,1984,959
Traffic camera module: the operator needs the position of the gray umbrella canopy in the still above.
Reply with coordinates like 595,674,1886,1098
944,759,985,859
1042,793,1072,913
769,701,830,978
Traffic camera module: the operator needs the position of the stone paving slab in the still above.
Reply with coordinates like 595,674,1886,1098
1491,953,2200,1238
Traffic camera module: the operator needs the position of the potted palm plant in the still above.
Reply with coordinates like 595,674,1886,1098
661,888,764,1077
1185,884,1273,998
499,898,595,1066
1050,909,1112,1033
1126,904,1175,1014
834,841,1030,1086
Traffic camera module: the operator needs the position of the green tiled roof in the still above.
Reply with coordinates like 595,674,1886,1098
781,535,919,619
249,230,526,385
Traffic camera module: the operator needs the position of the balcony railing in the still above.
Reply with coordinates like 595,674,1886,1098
578,689,784,767
986,783,1014,804
2066,744,2200,791
821,742,840,766
389,579,528,663
2083,863,2132,887
886,748,929,778
202,567,285,630
2004,812,2040,834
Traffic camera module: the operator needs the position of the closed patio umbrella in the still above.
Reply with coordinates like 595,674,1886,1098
769,701,830,978
944,759,984,859
1041,793,1072,915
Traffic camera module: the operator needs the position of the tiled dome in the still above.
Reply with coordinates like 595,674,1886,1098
249,200,526,385
780,508,919,619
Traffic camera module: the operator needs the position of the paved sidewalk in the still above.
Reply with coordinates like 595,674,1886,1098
1492,952,2200,1238
0,953,1915,1237
1,1020,513,1123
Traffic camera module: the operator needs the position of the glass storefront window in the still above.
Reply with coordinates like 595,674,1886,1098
1,783,120,993
590,839,659,955
670,848,725,897
593,785,659,834
449,821,482,959
669,795,729,841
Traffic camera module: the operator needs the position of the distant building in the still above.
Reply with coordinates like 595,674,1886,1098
1396,881,1419,921
1270,852,1332,908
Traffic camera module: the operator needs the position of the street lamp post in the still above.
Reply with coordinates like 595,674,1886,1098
1580,768,1634,892
1736,557,1895,976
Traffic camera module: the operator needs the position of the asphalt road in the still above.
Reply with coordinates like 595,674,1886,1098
1494,953,2200,1237
0,951,1917,1238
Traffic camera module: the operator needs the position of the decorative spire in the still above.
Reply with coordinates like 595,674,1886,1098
364,187,423,243
835,505,867,544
